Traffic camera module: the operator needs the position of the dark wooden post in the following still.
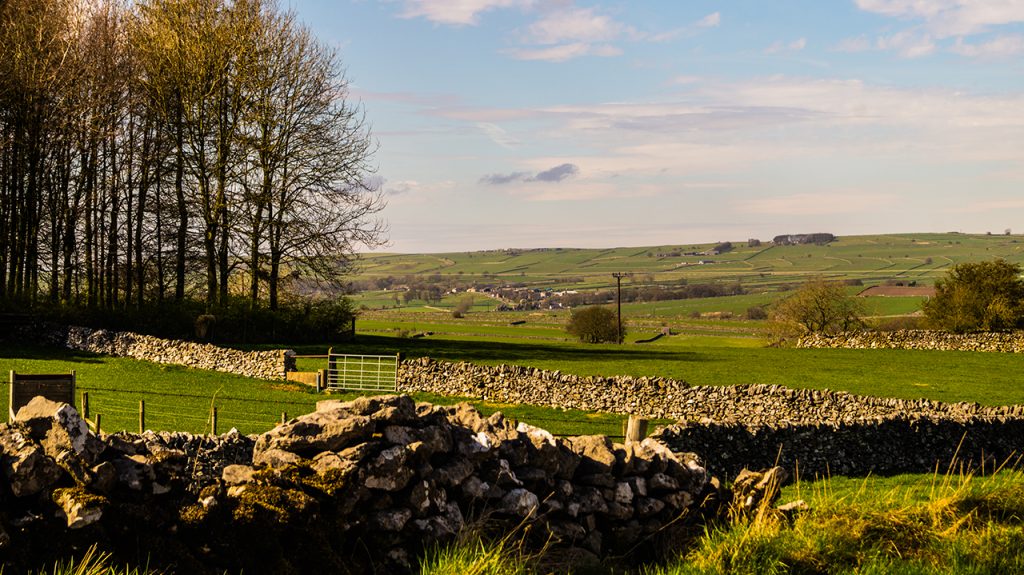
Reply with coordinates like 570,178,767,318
211,407,218,435
81,392,89,420
95,413,102,436
281,412,287,424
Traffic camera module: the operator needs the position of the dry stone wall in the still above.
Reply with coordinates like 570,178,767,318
798,329,1024,353
654,416,1024,480
400,357,1024,481
50,326,295,380
0,395,713,574
398,357,1024,424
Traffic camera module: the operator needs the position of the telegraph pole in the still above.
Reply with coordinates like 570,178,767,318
612,272,627,344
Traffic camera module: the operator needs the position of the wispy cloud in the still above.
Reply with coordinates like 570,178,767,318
765,38,807,54
951,34,1024,57
481,163,580,185
395,0,534,25
521,6,626,45
476,122,520,148
696,12,721,28
855,0,1024,38
853,0,1024,57
507,42,622,62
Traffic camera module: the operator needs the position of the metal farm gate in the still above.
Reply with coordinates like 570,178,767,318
325,348,399,392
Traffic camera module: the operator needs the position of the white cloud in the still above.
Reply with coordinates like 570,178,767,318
506,6,635,62
856,0,1024,39
523,6,625,45
951,34,1024,56
696,12,721,28
507,42,622,62
395,0,534,25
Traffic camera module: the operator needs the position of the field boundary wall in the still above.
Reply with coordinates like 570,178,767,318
397,357,1024,424
399,357,1024,478
43,325,294,381
798,329,1024,353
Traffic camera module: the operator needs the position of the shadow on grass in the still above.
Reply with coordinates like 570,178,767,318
0,342,105,364
278,334,719,365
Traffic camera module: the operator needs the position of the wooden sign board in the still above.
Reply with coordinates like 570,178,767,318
8,371,76,421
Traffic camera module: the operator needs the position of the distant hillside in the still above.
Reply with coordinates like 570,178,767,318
352,233,1024,292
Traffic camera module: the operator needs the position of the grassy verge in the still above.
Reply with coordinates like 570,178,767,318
418,470,1024,575
650,469,1024,574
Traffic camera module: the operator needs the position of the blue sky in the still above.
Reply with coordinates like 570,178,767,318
294,1,1024,252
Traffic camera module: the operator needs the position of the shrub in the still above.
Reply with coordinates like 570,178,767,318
566,306,622,344
746,306,768,320
767,278,865,344
922,259,1024,333
451,296,474,319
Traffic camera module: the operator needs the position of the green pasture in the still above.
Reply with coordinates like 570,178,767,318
288,331,1024,407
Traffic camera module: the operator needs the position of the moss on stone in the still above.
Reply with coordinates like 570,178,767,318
300,466,356,497
52,486,106,509
230,484,317,524
179,503,208,525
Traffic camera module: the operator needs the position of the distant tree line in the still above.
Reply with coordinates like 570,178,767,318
0,0,384,316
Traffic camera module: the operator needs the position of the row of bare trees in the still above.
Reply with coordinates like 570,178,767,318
0,0,384,312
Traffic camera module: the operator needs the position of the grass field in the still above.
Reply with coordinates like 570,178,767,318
353,233,1024,294
286,331,1024,407
0,343,663,437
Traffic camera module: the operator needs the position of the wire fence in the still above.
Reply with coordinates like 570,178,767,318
0,381,629,439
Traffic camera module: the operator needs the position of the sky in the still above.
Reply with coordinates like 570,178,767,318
292,0,1024,253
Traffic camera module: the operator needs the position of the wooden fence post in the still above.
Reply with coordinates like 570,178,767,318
281,412,287,424
139,400,145,433
81,392,89,420
211,407,218,435
625,415,649,444
95,413,101,436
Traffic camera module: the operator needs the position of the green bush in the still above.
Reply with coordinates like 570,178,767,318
566,305,622,344
767,278,865,344
922,259,1024,333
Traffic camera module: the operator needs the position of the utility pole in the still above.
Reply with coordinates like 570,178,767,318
612,272,628,344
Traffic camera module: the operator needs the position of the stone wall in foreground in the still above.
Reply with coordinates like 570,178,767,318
0,395,712,574
653,416,1024,480
797,329,1024,353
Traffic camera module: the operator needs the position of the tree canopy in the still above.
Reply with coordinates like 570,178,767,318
0,0,384,312
566,306,622,344
768,278,864,343
922,259,1024,333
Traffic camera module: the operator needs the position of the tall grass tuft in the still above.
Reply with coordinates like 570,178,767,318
645,467,1024,575
13,545,163,575
420,534,539,575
